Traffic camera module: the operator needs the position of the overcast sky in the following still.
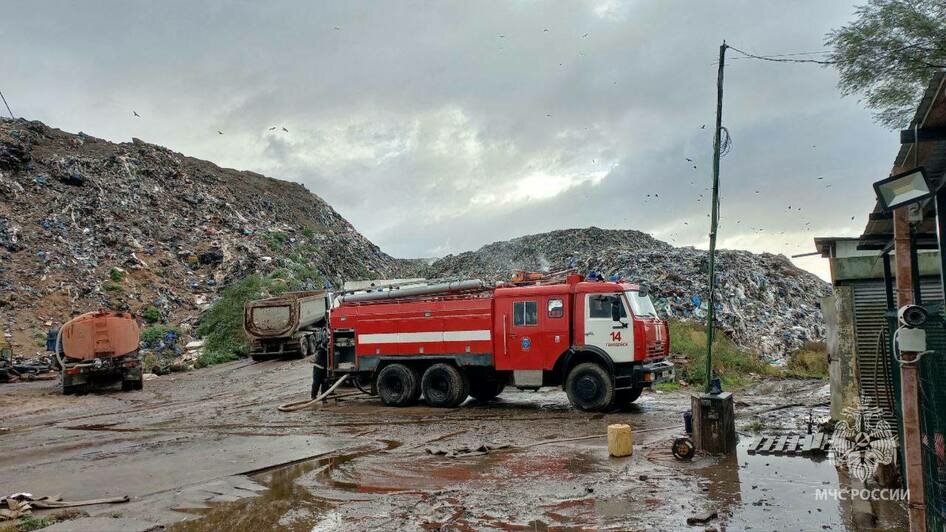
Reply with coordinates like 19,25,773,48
4,1,898,280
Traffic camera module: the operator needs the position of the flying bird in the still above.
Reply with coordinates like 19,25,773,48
686,157,693,162
700,124,706,129
133,111,140,118
582,32,589,38
692,165,697,169
282,127,289,132
334,26,341,30
217,130,223,135
543,28,549,32
269,126,276,131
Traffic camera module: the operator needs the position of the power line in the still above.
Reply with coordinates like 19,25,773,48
725,45,836,65
0,89,13,119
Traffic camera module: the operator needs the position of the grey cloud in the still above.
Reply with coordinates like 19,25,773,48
3,1,893,279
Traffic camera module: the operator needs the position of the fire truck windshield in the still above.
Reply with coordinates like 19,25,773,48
626,290,657,318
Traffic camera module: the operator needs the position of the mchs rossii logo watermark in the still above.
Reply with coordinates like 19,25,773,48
815,400,907,501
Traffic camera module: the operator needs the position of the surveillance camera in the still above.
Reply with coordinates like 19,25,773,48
898,304,928,328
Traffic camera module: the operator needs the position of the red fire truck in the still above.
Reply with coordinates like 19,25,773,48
320,274,673,411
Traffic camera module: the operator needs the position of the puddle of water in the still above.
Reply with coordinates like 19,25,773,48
168,440,400,532
692,443,909,531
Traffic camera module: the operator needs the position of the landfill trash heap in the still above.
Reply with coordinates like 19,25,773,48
422,227,830,360
0,118,410,354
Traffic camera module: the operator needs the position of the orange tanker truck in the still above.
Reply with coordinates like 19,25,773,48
52,311,143,395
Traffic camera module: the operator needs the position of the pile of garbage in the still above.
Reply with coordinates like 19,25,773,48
0,118,409,355
424,227,830,360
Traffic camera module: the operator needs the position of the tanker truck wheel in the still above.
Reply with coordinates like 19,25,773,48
565,362,614,412
122,377,144,392
377,364,421,407
421,363,469,408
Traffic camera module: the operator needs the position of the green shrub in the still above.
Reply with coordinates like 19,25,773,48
263,231,288,251
195,351,239,368
102,281,123,292
745,418,766,434
653,381,680,392
109,268,124,282
787,342,829,378
16,515,56,532
141,306,162,323
668,320,779,388
301,227,315,238
140,324,180,347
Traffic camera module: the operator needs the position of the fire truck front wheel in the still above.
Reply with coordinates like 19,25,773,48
614,386,644,407
565,362,615,412
421,363,469,408
377,364,421,407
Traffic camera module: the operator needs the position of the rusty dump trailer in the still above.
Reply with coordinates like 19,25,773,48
244,291,331,361
55,311,142,395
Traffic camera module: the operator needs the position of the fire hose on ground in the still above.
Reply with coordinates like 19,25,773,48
278,374,357,412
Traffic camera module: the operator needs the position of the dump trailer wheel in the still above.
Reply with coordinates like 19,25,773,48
614,386,644,407
377,364,421,407
296,336,310,360
565,362,614,412
421,363,469,408
469,379,505,402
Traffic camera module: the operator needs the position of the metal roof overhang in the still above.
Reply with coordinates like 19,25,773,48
857,72,946,252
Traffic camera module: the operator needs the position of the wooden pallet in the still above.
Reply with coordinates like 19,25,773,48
747,431,831,456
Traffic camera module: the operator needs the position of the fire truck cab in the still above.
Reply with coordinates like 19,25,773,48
325,274,673,411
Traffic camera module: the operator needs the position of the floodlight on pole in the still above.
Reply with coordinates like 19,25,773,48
874,167,933,212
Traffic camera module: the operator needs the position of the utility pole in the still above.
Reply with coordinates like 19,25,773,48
894,196,928,532
0,89,14,120
705,41,726,394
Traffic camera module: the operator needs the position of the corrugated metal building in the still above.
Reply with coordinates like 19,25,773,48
815,72,946,531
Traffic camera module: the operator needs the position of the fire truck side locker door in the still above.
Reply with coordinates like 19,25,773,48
506,298,544,370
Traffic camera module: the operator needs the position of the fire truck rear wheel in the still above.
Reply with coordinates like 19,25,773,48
565,362,614,412
421,363,469,408
377,364,421,407
469,380,505,402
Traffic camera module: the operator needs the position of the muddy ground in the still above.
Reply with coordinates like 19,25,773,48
0,359,906,531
